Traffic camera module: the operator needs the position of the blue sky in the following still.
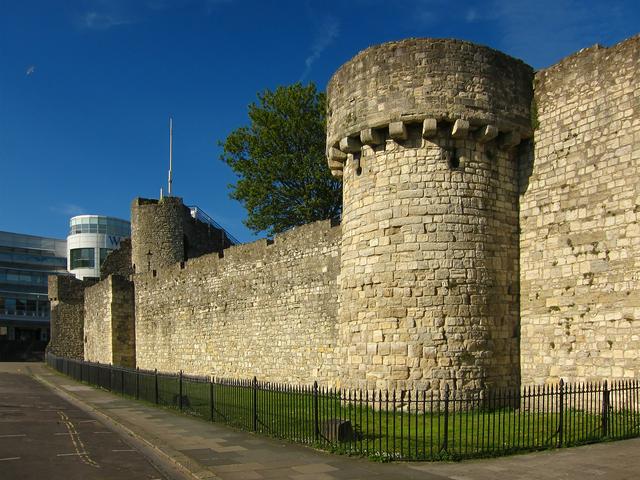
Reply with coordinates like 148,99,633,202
1,0,638,243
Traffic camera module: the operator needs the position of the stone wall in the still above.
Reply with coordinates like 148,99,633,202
84,280,111,364
84,275,136,368
520,35,640,384
327,38,531,393
134,220,340,384
111,276,136,367
47,275,96,359
100,238,133,280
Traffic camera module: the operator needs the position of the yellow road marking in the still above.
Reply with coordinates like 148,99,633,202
57,411,100,468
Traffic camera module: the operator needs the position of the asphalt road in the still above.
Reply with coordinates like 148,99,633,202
0,367,169,480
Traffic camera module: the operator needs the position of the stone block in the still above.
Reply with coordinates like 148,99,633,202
451,119,469,138
389,121,408,141
321,419,354,442
499,131,521,149
360,128,385,145
475,124,499,143
422,118,438,138
339,136,362,153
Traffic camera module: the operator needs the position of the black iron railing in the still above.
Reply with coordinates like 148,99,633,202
46,353,640,461
187,205,240,245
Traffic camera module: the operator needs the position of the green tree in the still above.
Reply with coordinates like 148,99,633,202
220,83,341,236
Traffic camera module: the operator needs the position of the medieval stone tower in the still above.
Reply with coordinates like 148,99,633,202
131,197,233,274
326,39,534,393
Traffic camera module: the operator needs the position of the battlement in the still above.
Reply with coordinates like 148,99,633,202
326,38,533,177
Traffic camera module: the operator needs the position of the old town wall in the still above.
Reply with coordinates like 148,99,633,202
47,275,96,359
520,35,640,384
134,220,340,384
84,275,135,368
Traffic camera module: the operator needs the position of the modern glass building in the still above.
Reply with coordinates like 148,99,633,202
0,231,67,354
67,215,131,280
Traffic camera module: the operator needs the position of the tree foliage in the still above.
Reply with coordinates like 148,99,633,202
220,83,341,237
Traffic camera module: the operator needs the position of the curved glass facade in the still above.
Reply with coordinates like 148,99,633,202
67,215,130,280
69,216,130,237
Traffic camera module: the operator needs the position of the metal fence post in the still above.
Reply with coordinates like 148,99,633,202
313,381,319,441
602,380,609,437
252,376,258,432
121,368,125,395
557,379,564,447
179,370,183,411
136,367,140,400
209,376,214,422
442,383,450,453
154,368,159,404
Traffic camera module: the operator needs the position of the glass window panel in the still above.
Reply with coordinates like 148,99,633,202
5,298,16,313
100,248,113,266
70,248,95,269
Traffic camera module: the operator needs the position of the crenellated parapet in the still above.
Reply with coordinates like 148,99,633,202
327,118,525,177
326,38,533,178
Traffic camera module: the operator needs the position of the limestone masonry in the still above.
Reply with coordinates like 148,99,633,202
49,35,639,394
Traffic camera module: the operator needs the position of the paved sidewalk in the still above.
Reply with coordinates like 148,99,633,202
18,363,640,480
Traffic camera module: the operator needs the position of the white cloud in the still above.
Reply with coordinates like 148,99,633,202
300,17,340,80
50,203,87,217
80,11,132,30
76,0,231,30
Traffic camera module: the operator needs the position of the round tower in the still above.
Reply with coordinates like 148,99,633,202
130,197,186,273
327,39,533,393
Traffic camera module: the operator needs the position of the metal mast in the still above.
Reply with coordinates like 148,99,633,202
168,117,173,196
